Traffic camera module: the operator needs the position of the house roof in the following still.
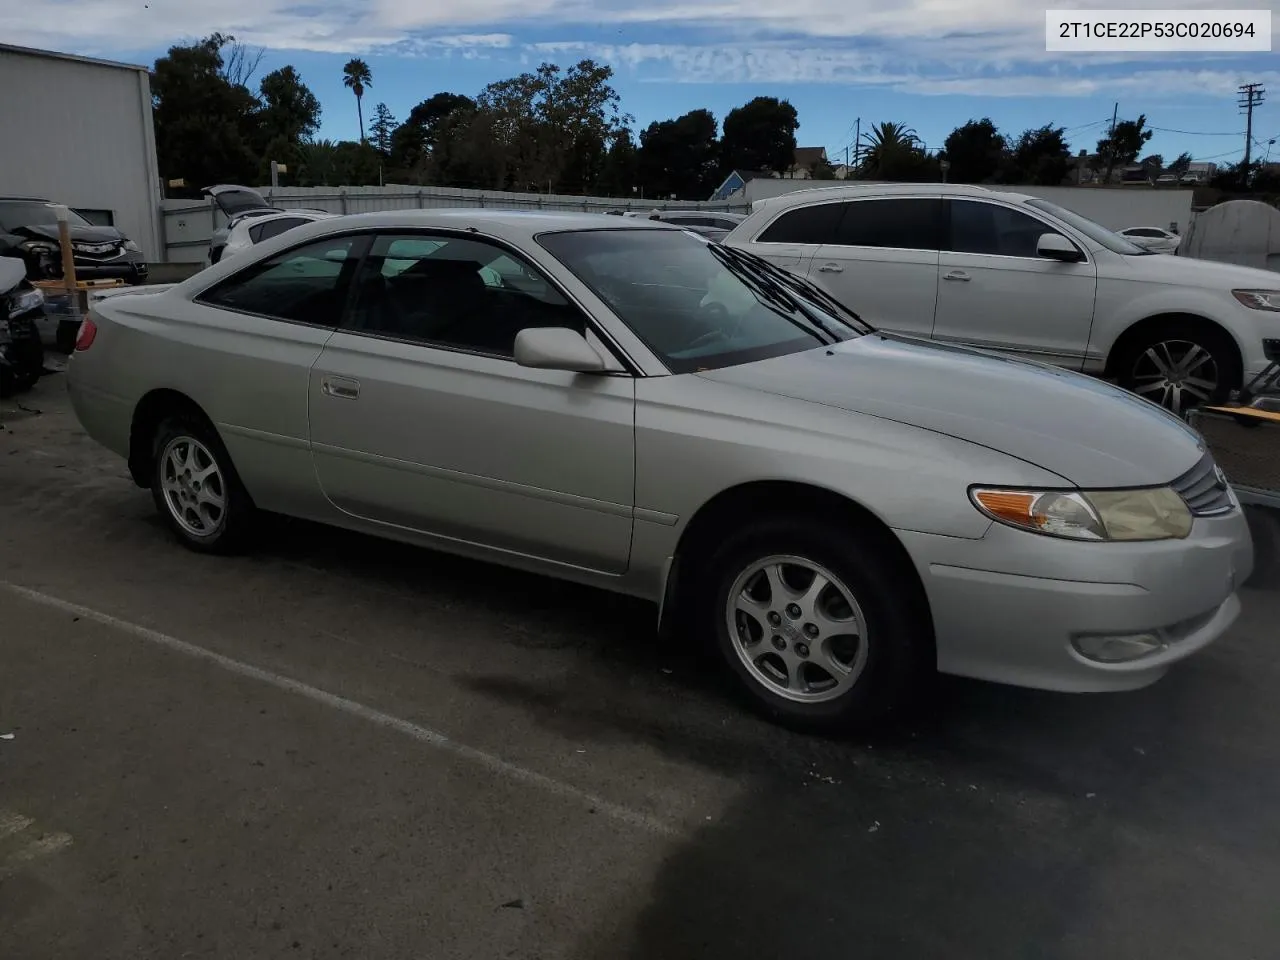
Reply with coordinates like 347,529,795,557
793,147,828,168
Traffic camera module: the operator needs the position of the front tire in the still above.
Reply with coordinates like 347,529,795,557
703,516,931,732
1114,320,1240,416
150,416,253,553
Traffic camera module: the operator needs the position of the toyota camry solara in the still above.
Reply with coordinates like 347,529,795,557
66,210,1254,730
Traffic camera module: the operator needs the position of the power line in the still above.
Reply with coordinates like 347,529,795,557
1150,126,1245,136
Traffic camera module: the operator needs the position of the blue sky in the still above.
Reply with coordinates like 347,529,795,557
7,1,1280,170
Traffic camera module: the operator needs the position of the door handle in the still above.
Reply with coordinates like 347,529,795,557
817,263,844,273
321,376,361,400
943,270,971,282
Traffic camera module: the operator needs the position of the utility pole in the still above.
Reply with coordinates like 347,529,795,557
853,117,861,168
1109,103,1118,137
1239,82,1266,174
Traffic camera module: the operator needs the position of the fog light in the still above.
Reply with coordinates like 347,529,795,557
1071,632,1167,663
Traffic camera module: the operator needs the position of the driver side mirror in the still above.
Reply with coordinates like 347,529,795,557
513,327,607,373
1037,233,1084,262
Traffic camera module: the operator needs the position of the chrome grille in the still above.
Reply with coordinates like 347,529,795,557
1171,452,1234,517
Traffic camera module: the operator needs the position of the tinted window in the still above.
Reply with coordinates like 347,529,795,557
250,217,309,243
757,203,844,244
1123,228,1161,238
834,198,942,250
948,200,1066,258
347,234,583,357
198,236,360,326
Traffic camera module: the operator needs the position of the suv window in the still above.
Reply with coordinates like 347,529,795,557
197,236,360,326
756,202,845,244
948,200,1066,258
834,198,943,250
1122,227,1161,238
250,217,309,244
347,233,583,356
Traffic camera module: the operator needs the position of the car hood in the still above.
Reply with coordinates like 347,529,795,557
697,334,1206,488
13,223,124,244
1124,250,1277,286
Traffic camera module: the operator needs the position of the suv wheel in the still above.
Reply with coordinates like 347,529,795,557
702,516,931,731
1115,321,1239,416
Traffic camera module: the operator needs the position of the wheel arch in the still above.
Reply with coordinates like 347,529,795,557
1103,312,1244,385
127,388,219,488
660,480,934,649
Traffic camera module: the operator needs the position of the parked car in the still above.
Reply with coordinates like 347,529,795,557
0,197,147,284
202,184,333,265
624,209,747,241
723,183,1280,415
65,210,1253,731
1118,226,1181,255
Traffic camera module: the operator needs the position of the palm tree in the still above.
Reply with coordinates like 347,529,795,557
342,58,373,142
860,122,920,168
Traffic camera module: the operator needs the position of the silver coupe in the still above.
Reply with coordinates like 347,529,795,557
65,210,1254,730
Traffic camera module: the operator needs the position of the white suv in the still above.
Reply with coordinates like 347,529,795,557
722,183,1280,414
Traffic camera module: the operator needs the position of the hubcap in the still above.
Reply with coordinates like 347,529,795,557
726,555,869,704
1131,339,1219,415
159,435,227,538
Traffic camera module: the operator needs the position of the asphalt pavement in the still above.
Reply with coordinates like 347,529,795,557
3,374,1280,960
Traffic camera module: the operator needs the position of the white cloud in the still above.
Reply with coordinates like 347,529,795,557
4,0,1276,94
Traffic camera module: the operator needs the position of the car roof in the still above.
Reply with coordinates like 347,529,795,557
749,182,1042,212
297,208,680,239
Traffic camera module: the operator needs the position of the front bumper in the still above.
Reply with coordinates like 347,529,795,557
898,498,1255,692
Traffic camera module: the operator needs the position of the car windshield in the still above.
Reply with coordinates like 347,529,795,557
1023,198,1151,255
537,227,866,373
0,201,93,232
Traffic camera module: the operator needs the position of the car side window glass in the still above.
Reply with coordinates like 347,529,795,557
949,200,1065,258
833,198,942,250
197,236,360,326
756,203,845,244
348,234,583,357
256,217,308,242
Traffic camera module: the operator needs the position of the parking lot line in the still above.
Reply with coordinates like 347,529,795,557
1,581,679,839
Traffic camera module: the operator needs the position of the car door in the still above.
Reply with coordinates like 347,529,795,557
806,196,943,338
743,199,841,272
934,199,1098,369
307,231,636,574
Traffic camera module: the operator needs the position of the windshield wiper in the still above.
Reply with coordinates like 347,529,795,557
712,243,870,338
707,244,838,343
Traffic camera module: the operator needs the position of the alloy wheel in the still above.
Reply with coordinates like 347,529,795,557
1130,339,1219,415
159,435,227,539
725,555,869,703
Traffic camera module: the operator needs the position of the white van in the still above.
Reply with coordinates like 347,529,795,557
722,183,1280,414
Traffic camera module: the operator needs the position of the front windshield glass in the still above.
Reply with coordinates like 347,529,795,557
537,228,863,373
0,201,92,232
1023,198,1150,255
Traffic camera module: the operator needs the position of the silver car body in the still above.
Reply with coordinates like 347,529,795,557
66,210,1253,694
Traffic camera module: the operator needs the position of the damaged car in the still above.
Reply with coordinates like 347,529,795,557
203,184,333,265
0,197,148,284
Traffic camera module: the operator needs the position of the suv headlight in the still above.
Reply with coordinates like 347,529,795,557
124,239,141,253
8,287,44,318
970,486,1192,541
1232,289,1280,312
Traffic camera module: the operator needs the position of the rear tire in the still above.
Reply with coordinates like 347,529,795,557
149,415,254,554
701,515,932,732
1114,320,1240,416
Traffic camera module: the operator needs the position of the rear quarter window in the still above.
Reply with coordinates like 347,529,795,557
756,203,845,244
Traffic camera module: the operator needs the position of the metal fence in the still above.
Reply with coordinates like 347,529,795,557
161,184,751,262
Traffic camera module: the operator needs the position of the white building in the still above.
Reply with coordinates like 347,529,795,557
0,43,163,259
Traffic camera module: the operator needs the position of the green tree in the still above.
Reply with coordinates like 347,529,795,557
297,139,340,186
858,122,938,181
940,118,1007,184
1139,153,1164,181
256,66,321,151
810,157,838,180
721,96,799,175
1167,151,1193,179
1096,114,1152,184
342,58,373,142
369,103,396,156
333,140,382,185
598,129,639,196
151,34,258,187
1010,125,1072,185
637,109,721,199
389,92,475,175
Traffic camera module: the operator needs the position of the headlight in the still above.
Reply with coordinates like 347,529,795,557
970,486,1192,542
8,288,44,318
124,239,141,253
1232,289,1280,312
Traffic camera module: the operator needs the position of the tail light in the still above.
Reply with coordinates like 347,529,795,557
75,316,98,351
